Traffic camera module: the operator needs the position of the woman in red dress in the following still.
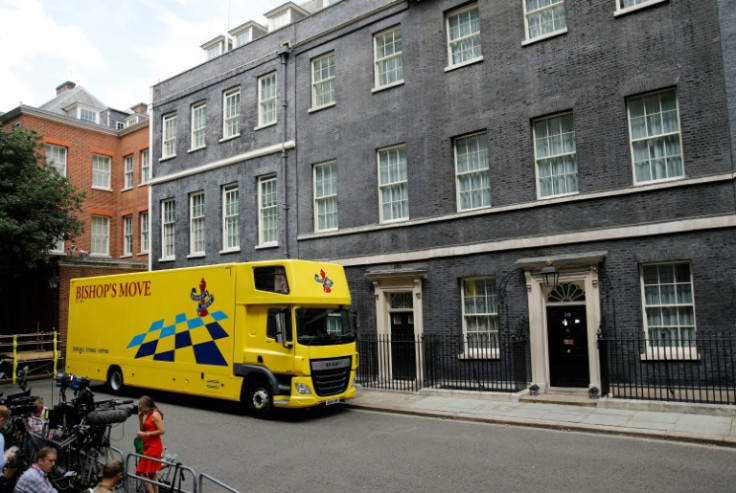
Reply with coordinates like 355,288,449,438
136,395,165,493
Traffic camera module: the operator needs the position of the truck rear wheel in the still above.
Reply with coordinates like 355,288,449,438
245,379,273,419
107,367,124,395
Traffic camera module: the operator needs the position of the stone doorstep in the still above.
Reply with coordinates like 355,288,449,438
520,392,598,407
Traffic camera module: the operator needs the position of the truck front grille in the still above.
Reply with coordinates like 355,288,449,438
311,356,351,396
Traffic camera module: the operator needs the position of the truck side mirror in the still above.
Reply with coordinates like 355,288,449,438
274,310,293,348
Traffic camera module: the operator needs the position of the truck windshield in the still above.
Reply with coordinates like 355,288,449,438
296,308,355,346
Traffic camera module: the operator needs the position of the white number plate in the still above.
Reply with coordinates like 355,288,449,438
325,398,342,405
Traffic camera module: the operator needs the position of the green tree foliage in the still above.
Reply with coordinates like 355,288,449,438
0,126,85,269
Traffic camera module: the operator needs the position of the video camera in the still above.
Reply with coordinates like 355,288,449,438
50,373,138,432
0,387,37,417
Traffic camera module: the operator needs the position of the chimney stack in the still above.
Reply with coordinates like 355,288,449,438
55,81,77,96
130,102,148,114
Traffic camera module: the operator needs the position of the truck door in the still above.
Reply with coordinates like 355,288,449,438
264,308,294,381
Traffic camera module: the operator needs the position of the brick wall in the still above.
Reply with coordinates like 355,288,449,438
3,113,150,263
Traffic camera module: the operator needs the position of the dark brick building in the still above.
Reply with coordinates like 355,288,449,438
148,0,736,398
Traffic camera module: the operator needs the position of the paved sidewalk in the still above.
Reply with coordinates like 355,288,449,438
345,387,736,447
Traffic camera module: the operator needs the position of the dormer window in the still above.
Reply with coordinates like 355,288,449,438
228,21,267,48
207,44,223,60
236,30,252,46
78,106,99,123
201,35,232,61
63,103,101,124
264,3,309,32
270,10,291,30
125,115,141,127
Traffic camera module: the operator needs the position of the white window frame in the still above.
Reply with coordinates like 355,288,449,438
446,3,483,70
123,215,133,256
640,262,698,360
455,132,491,211
45,144,67,176
92,154,111,190
533,112,578,198
78,106,100,124
191,103,206,150
162,113,177,159
207,42,223,60
377,144,409,223
189,192,205,255
460,277,500,359
124,155,134,189
374,26,404,90
140,211,149,254
223,88,241,140
258,72,277,128
311,52,336,110
258,176,278,247
523,0,568,44
627,88,683,185
615,0,668,17
140,149,151,184
235,30,252,47
51,238,65,254
222,184,240,252
161,199,176,260
91,215,110,256
314,160,338,232
270,10,291,31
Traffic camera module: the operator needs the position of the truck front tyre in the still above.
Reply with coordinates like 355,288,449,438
245,380,273,419
107,367,124,395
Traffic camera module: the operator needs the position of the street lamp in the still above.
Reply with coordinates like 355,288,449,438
48,274,60,290
540,260,559,288
48,273,59,332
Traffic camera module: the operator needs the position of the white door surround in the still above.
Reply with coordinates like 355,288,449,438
516,252,606,394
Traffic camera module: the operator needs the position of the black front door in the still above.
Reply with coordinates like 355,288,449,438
391,312,416,380
547,305,589,387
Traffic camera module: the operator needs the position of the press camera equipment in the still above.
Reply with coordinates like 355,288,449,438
49,373,138,435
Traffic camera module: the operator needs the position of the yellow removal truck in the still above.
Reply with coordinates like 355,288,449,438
65,260,358,417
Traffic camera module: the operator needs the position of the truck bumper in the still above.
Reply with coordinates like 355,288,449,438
273,376,357,409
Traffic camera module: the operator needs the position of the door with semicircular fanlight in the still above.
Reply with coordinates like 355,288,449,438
547,304,589,387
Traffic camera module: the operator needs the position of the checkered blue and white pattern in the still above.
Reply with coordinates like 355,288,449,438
126,310,230,366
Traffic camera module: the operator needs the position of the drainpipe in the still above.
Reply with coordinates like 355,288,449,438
278,41,292,258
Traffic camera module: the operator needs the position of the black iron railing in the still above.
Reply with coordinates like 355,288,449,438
356,333,529,393
598,331,736,405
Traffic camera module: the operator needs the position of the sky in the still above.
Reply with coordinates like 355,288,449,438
0,0,287,113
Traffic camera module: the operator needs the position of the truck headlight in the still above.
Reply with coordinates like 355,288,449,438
295,383,312,395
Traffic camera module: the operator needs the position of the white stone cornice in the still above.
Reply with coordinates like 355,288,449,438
148,140,296,185
333,214,736,267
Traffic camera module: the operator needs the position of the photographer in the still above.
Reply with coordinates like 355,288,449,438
13,446,57,493
90,459,123,493
0,406,10,467
25,398,50,440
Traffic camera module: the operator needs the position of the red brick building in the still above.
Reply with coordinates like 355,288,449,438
0,81,150,341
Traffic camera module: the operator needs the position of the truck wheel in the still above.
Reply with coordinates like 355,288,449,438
107,367,124,395
245,380,273,419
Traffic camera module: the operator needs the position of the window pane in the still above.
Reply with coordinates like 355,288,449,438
375,28,403,87
642,262,696,347
463,278,499,351
378,146,408,221
448,6,482,65
224,90,240,138
628,90,683,184
535,113,577,197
